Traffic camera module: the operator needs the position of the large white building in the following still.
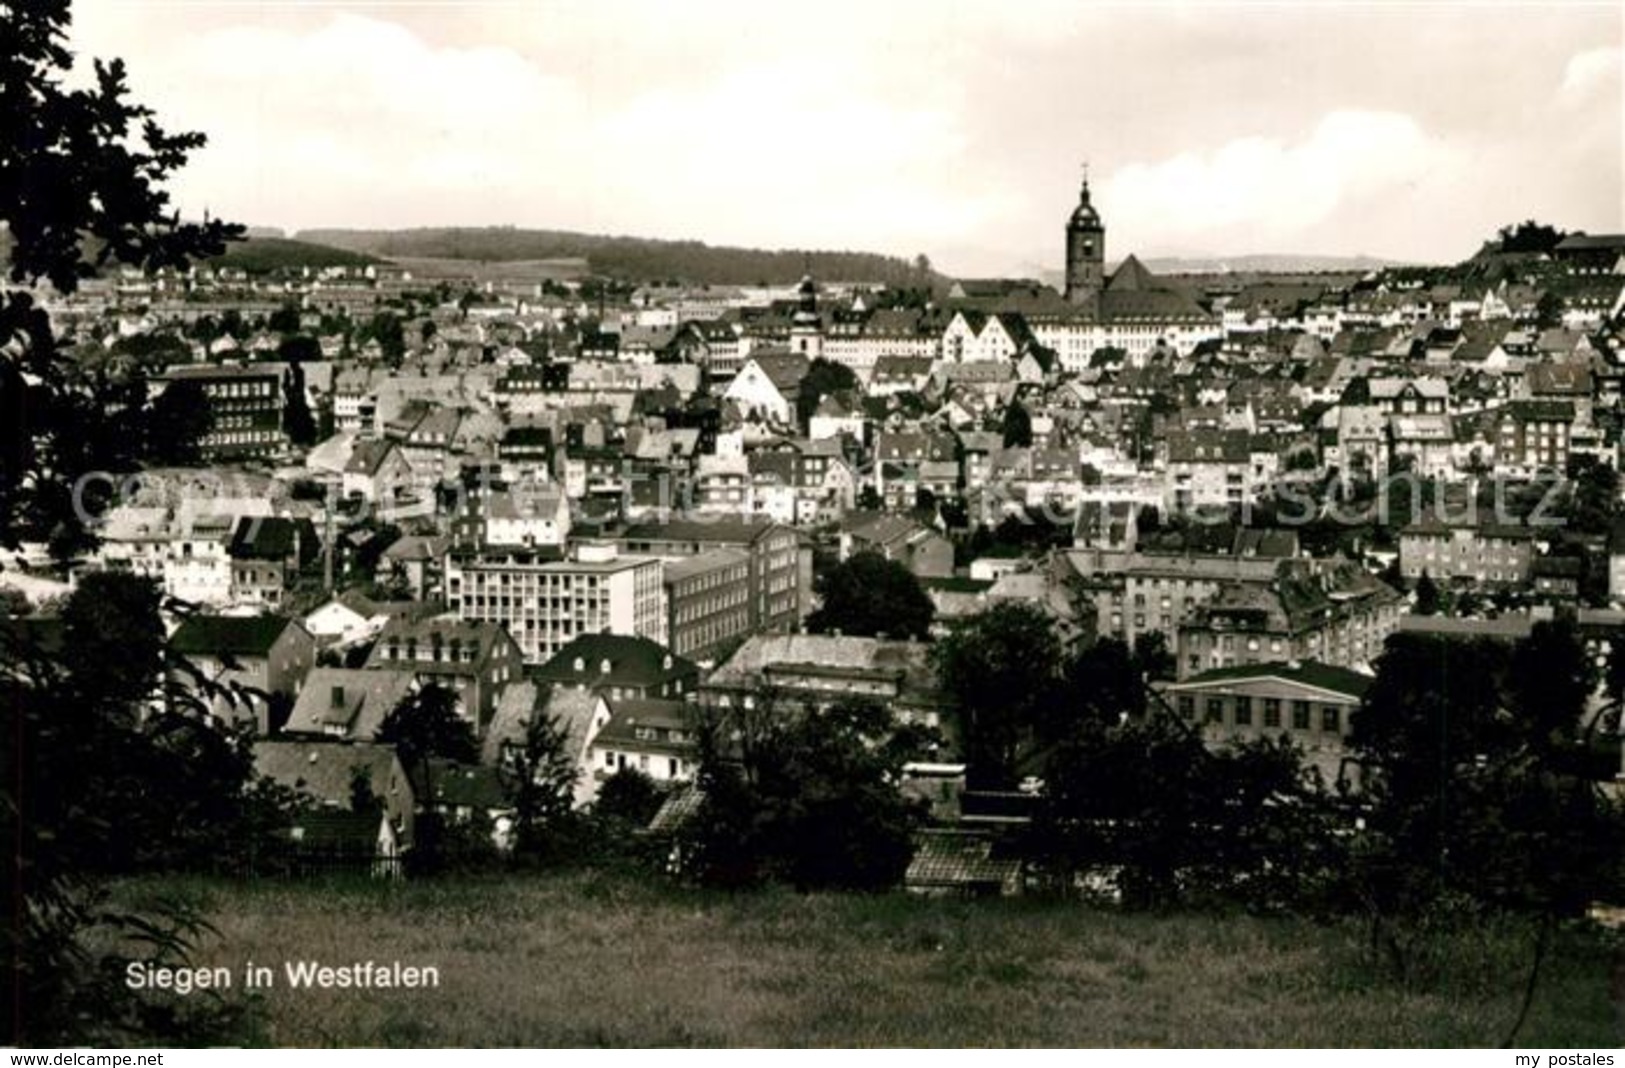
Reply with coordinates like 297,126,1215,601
445,543,667,664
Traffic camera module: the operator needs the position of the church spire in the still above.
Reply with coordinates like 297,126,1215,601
1065,159,1105,310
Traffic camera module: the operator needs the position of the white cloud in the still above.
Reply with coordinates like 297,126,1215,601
61,3,1622,266
1102,110,1461,253
1560,46,1622,104
66,9,1001,252
591,56,1004,246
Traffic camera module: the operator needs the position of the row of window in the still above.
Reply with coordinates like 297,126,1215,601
600,749,684,778
205,430,279,445
202,380,274,398
674,594,747,623
675,567,749,594
381,642,480,665
1176,693,1347,734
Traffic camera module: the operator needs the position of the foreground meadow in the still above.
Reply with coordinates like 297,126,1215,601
113,871,1620,1047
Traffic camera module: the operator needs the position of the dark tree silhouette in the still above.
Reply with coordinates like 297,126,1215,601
267,302,302,334
796,356,858,426
682,696,922,890
1348,624,1623,1042
806,551,934,640
0,0,241,557
282,361,316,446
593,767,663,827
500,706,581,861
6,573,284,1044
1001,399,1033,448
145,378,214,466
1414,570,1440,616
932,601,1063,787
377,683,478,772
1495,220,1568,254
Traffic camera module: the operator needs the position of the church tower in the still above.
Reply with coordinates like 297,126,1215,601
790,273,823,359
1064,168,1105,313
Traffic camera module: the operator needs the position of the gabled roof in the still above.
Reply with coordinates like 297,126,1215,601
843,511,935,548
171,614,303,658
747,351,812,391
1554,233,1625,252
1504,399,1576,424
706,634,941,703
365,618,514,675
286,666,416,738
1166,427,1251,464
482,681,602,767
1525,361,1591,395
228,515,317,562
1165,659,1373,701
1368,376,1449,400
1106,255,1159,293
345,439,404,477
592,697,694,754
532,634,695,689
872,354,934,378
252,740,406,810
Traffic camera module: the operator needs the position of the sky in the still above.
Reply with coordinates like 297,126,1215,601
66,1,1625,277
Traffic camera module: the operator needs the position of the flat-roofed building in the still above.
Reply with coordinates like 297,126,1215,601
663,547,752,663
445,543,666,665
158,364,287,460
613,516,805,634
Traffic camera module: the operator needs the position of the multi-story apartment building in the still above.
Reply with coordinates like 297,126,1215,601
1398,517,1535,586
1175,560,1404,679
1163,428,1253,512
1062,547,1281,650
97,501,275,606
613,517,806,635
819,308,939,378
364,618,524,733
663,548,753,663
332,366,380,433
158,364,287,460
1495,400,1575,475
444,543,666,665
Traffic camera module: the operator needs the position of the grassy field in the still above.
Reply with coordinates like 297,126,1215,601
113,871,1620,1047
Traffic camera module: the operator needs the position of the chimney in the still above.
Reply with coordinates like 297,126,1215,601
324,488,336,593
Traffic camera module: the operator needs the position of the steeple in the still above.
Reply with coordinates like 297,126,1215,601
1069,162,1102,231
1065,161,1105,311
791,272,822,358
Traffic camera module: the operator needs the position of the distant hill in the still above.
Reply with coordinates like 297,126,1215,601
295,227,936,287
1026,253,1400,291
0,229,374,278
208,236,381,273
1135,253,1402,275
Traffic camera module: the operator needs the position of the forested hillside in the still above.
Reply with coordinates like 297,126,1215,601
297,226,939,286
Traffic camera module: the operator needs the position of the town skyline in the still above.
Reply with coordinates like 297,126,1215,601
68,1,1623,277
